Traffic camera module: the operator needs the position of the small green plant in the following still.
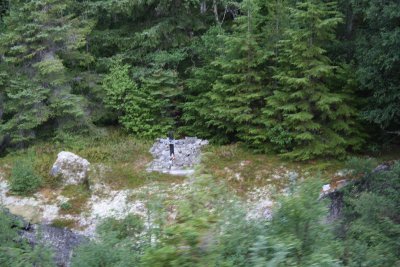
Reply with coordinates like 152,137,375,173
10,159,43,195
60,201,72,211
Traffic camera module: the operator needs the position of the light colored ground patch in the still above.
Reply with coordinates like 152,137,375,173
0,167,193,237
0,160,293,237
0,179,60,223
245,185,277,220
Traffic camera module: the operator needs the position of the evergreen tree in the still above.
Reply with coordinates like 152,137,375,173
0,0,93,144
340,159,400,266
85,0,230,134
103,61,174,138
208,0,268,144
351,0,400,133
0,209,55,266
181,26,226,142
185,0,270,144
263,0,363,160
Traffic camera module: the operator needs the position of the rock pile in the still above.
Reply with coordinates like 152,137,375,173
147,137,208,175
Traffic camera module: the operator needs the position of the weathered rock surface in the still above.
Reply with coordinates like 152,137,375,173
22,224,87,267
147,137,208,175
50,152,90,185
0,207,86,267
7,205,42,224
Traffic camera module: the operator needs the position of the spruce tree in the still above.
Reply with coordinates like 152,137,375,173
85,0,225,135
351,0,400,132
181,26,226,142
263,0,363,160
0,0,93,144
194,0,269,144
103,62,174,138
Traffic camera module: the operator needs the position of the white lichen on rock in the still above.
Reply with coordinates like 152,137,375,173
50,151,90,185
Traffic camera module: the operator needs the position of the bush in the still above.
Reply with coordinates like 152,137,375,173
97,214,144,240
71,215,145,267
341,160,400,266
10,159,43,195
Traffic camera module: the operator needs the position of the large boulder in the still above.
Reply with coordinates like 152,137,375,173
50,151,90,186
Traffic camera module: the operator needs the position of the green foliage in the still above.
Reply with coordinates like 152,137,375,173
340,160,400,267
181,26,227,142
69,159,400,266
0,209,55,266
263,0,363,160
96,214,144,240
201,0,269,144
60,202,72,211
251,179,342,266
102,62,173,138
351,0,400,131
71,214,146,267
10,159,42,195
141,178,224,266
0,0,398,158
0,0,94,144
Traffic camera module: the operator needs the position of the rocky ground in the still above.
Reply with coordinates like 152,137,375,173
0,137,352,267
0,170,290,237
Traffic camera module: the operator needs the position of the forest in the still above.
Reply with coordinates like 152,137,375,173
0,0,398,159
0,0,399,266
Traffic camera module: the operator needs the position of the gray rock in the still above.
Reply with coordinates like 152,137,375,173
22,224,87,267
147,137,208,175
50,152,90,186
1,208,86,267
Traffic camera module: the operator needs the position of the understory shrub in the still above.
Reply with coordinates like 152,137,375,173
10,159,43,195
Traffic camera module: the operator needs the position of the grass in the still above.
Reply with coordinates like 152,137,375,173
0,128,183,191
51,218,77,229
60,184,91,215
0,128,186,218
1,127,399,200
201,143,348,194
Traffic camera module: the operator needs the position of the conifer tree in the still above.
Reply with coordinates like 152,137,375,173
181,26,226,142
103,62,174,138
0,0,93,144
193,0,269,143
351,0,400,132
263,0,363,160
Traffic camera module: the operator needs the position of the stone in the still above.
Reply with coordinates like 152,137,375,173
147,137,208,175
51,151,90,185
22,224,87,267
7,205,42,224
322,184,331,192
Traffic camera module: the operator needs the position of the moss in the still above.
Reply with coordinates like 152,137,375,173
60,185,90,215
51,218,76,229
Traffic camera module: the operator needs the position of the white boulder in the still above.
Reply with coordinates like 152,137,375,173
50,151,90,185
